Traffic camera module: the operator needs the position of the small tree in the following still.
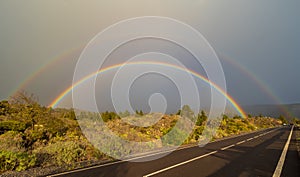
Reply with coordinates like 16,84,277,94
9,90,38,105
176,109,181,115
139,110,144,116
196,110,207,126
135,110,144,116
180,105,194,121
278,115,288,125
222,114,229,120
101,111,120,122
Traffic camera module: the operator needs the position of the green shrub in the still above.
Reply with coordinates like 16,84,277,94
0,120,27,132
0,151,36,172
196,111,207,126
24,128,48,147
37,141,86,166
193,126,204,140
162,127,188,146
101,111,120,122
0,131,25,152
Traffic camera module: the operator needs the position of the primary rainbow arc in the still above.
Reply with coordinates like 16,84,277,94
49,61,247,118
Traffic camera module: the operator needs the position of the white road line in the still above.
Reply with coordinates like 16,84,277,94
247,137,254,141
236,140,246,145
272,126,294,177
221,144,235,151
143,151,218,177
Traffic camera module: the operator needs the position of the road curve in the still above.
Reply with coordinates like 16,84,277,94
48,126,299,177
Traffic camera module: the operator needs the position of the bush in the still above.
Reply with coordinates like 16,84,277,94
196,111,207,126
39,117,69,137
162,127,188,146
36,141,86,166
24,128,48,147
0,120,27,132
0,131,25,152
101,111,120,122
0,151,36,172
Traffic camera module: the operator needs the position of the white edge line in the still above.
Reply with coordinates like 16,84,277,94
272,126,294,177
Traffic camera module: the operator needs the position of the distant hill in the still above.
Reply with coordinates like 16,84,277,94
242,103,300,119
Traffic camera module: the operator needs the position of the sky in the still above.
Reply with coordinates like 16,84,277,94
0,0,299,113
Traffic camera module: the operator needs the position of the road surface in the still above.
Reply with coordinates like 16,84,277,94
49,126,299,177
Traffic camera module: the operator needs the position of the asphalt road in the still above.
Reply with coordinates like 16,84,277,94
49,126,299,177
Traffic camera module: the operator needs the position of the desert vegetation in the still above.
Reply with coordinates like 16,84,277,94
0,92,285,174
